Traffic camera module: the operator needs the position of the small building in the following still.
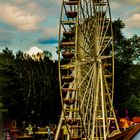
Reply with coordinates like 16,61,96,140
107,124,140,140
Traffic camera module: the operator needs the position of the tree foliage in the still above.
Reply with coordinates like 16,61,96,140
0,48,61,126
113,19,140,117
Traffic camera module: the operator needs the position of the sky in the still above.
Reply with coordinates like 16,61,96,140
0,0,139,59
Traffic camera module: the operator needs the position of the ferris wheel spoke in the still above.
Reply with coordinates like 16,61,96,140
100,25,112,46
78,59,95,66
99,55,113,60
102,19,111,34
99,37,113,56
78,25,97,57
79,78,92,101
86,94,94,137
79,1,87,21
82,85,94,127
82,73,95,117
81,0,89,18
89,0,93,15
99,20,110,42
80,66,95,116
78,44,94,58
77,62,95,89
98,9,108,42
84,1,90,18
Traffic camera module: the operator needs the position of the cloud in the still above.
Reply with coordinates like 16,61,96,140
110,2,123,10
26,46,43,55
0,4,42,31
44,26,59,39
0,30,14,39
27,2,39,9
111,0,140,5
0,30,13,47
0,39,12,47
38,0,61,16
15,0,23,4
38,37,58,45
110,1,140,37
125,6,140,15
125,14,140,29
110,1,140,15
38,26,59,46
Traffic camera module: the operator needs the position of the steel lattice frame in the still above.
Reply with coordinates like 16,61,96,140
55,0,121,140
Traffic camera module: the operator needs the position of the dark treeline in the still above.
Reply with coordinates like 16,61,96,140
0,48,61,127
0,18,139,127
113,18,140,118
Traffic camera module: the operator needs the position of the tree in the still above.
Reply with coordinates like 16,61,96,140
115,34,140,65
0,48,25,122
0,48,61,126
112,18,125,44
113,19,140,117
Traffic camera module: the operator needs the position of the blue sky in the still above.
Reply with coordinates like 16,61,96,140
0,0,139,59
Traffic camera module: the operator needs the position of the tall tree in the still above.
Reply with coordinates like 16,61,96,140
113,19,140,117
0,48,25,122
0,48,61,126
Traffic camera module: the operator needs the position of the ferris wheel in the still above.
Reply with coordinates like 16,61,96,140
55,0,120,139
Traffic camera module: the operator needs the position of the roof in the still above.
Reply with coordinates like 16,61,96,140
132,117,140,123
107,124,140,140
